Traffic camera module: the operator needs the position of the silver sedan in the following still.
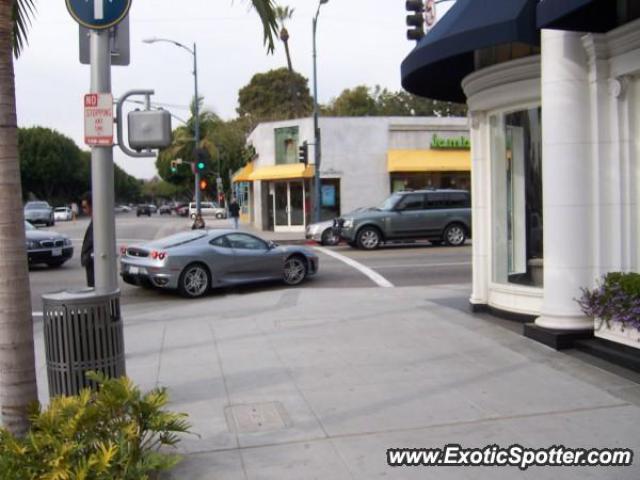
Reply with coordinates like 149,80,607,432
120,230,319,298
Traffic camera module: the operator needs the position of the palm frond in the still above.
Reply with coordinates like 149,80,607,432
249,0,278,53
12,0,37,58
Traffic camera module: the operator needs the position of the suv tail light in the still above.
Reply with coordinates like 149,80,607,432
120,245,127,255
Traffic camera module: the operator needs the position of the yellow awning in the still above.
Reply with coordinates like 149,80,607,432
249,164,315,181
232,162,254,183
387,149,471,173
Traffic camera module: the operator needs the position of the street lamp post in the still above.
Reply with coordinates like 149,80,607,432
312,0,328,224
143,38,201,216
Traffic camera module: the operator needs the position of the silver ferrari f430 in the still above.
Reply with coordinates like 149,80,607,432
120,230,319,298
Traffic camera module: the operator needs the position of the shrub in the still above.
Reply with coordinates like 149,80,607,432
577,272,640,333
0,372,190,480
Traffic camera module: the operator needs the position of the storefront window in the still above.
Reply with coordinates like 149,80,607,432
491,107,543,287
320,178,341,221
275,127,299,165
235,182,250,216
390,172,471,192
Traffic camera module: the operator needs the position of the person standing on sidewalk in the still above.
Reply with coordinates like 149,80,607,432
80,192,94,288
229,196,240,229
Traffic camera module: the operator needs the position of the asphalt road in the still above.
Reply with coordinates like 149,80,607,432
27,214,471,311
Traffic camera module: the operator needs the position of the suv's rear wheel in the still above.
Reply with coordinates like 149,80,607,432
443,223,466,246
357,227,381,250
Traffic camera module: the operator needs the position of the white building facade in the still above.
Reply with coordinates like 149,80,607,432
233,117,470,233
401,0,640,353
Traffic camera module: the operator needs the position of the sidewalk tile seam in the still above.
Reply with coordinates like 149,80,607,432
174,401,634,458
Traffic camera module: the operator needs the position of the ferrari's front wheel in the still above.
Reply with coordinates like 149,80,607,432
283,256,307,286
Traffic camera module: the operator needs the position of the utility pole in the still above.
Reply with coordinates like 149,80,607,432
312,0,329,223
90,29,118,292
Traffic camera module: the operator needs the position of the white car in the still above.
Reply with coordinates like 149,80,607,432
188,202,226,219
305,219,340,246
114,205,131,213
53,206,73,221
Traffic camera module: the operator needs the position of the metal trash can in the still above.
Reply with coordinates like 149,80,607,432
42,289,125,397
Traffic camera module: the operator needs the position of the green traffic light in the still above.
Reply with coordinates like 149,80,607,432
197,162,205,170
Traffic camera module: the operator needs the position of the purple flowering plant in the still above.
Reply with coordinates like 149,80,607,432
577,272,640,333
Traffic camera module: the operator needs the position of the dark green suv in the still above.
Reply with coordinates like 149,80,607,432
336,189,471,249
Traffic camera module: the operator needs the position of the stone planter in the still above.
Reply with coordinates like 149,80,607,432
594,318,640,349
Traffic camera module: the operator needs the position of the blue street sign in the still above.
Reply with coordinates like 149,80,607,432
66,0,132,30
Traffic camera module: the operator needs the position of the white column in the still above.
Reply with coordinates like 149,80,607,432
469,111,490,306
535,30,593,331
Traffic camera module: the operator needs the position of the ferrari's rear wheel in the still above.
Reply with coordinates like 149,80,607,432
178,263,210,298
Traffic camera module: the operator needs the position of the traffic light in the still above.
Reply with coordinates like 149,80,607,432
199,178,209,191
170,160,177,173
195,148,209,173
406,0,425,41
298,141,308,165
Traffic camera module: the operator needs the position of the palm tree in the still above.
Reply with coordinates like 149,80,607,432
0,0,38,437
275,5,294,71
0,0,277,438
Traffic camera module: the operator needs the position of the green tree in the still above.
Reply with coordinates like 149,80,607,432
141,176,181,203
237,68,313,128
323,85,468,117
18,129,141,206
0,0,38,437
18,127,86,204
113,162,143,203
158,98,251,198
324,85,378,116
275,5,294,72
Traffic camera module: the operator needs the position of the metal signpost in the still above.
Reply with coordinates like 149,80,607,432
67,0,132,293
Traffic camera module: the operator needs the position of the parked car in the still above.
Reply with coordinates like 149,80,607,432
305,219,341,246
25,221,73,267
148,204,158,214
159,204,173,215
53,206,72,222
120,230,319,298
177,204,189,217
136,204,152,217
335,189,471,249
305,208,374,246
114,205,131,213
24,201,54,226
188,202,226,219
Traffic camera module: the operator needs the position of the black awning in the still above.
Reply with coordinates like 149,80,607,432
401,0,539,103
537,0,617,32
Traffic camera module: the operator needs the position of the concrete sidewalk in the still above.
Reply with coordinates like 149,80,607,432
34,283,640,479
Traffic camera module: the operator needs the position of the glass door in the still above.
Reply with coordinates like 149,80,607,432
273,181,306,232
289,182,304,227
274,182,289,228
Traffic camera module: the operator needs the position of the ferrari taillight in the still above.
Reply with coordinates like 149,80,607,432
151,250,168,260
